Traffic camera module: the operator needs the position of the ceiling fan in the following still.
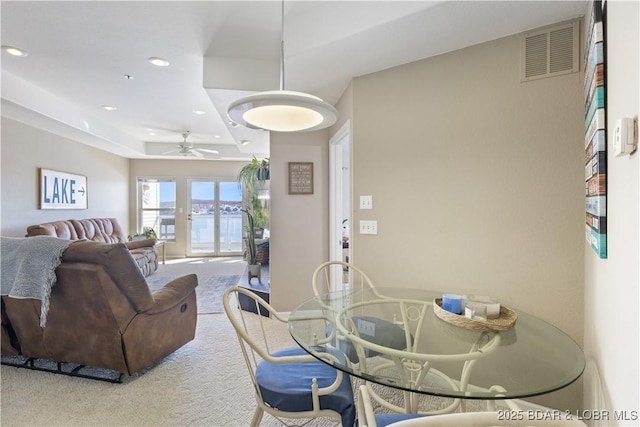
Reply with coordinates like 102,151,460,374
162,131,220,157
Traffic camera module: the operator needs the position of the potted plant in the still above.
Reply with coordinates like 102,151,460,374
237,156,270,195
238,155,270,234
241,208,260,277
127,227,157,242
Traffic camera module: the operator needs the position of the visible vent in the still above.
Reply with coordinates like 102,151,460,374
521,21,579,82
525,33,548,78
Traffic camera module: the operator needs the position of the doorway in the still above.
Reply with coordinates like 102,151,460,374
329,121,351,268
186,179,243,256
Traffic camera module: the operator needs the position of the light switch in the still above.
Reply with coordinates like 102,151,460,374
360,195,373,210
613,117,637,157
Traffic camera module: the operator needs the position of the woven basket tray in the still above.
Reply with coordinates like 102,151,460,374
433,298,517,332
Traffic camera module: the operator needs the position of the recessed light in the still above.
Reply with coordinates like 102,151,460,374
214,135,221,139
2,45,28,57
124,74,134,80
192,110,206,115
102,105,117,111
148,57,170,67
240,140,250,146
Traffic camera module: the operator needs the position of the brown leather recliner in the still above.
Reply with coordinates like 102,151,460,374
1,241,197,375
25,218,159,276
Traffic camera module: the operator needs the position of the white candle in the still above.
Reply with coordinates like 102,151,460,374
465,295,501,319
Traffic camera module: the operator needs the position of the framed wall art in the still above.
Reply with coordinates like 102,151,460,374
288,162,314,195
39,168,88,209
584,0,607,258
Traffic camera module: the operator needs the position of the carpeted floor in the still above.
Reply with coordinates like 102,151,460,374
1,311,500,427
146,256,247,314
1,259,508,426
1,310,346,426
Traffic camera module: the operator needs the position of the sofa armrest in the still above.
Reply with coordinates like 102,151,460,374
147,274,198,315
126,238,157,250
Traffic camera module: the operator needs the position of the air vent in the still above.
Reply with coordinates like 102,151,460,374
521,21,579,82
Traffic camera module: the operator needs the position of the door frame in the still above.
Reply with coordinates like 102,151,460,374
329,120,351,267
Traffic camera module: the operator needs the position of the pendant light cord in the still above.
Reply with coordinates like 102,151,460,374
279,0,285,91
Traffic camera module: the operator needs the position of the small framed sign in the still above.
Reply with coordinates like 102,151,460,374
39,168,88,209
288,162,314,195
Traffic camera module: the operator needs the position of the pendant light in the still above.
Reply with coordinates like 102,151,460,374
227,1,337,132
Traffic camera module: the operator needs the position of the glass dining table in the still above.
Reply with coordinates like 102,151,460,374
288,287,585,404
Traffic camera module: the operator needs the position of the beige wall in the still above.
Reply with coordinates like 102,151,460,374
583,1,640,424
129,159,246,258
350,31,585,410
267,82,353,311
0,117,129,236
269,130,330,311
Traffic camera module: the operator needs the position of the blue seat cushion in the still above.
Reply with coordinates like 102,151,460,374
375,413,429,427
256,346,355,426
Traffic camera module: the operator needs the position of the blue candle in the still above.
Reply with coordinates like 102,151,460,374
442,293,463,314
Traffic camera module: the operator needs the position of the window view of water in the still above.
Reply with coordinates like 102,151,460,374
189,181,243,254
139,179,245,254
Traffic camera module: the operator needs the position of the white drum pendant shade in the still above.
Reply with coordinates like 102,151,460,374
228,90,337,132
227,0,337,133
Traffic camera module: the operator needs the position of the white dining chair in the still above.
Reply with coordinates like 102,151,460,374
223,286,355,426
340,297,502,416
312,261,418,365
313,261,477,417
382,411,588,426
357,385,588,427
357,384,430,427
312,260,377,297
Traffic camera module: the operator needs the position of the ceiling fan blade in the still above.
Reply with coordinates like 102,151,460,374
191,149,204,157
198,148,220,154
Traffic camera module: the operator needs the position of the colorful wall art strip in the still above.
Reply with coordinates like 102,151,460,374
584,0,607,258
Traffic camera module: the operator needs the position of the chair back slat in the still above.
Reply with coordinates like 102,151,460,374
312,260,376,297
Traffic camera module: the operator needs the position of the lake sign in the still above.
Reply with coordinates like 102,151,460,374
39,168,87,209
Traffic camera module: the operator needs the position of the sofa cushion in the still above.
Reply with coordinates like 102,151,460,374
26,218,158,277
130,247,159,278
26,218,126,243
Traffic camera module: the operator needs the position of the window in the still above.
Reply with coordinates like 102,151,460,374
138,178,176,241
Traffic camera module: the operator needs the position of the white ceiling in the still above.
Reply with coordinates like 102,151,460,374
1,1,587,161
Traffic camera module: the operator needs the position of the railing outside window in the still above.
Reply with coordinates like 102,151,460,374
138,178,176,241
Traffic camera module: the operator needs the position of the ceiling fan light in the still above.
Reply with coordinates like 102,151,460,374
2,45,28,57
227,90,337,132
148,56,170,67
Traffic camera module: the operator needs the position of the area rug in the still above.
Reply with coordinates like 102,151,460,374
146,256,246,314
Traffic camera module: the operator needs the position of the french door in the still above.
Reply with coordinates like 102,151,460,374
186,179,243,256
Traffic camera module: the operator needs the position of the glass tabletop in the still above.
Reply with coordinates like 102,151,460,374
288,287,585,400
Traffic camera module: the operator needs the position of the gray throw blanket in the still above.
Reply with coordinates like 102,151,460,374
1,236,73,327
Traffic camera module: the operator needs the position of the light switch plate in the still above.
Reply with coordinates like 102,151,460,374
613,117,637,157
359,220,378,235
360,195,373,210
356,318,376,336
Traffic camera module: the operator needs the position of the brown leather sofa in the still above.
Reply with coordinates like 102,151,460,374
1,241,197,376
26,218,158,277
